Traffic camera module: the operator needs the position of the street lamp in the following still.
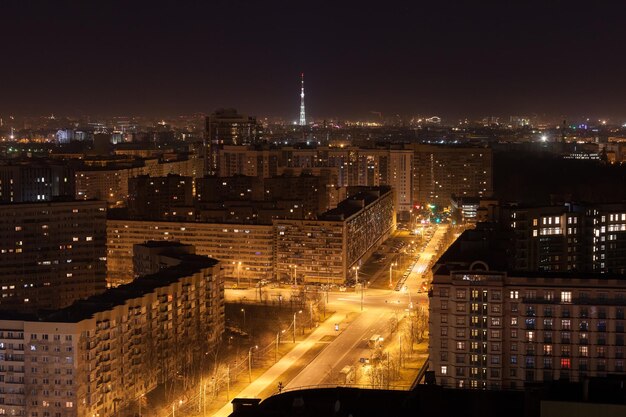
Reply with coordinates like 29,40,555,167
241,308,246,329
293,310,302,343
276,329,285,363
389,262,397,288
248,345,258,382
353,266,363,311
172,399,183,417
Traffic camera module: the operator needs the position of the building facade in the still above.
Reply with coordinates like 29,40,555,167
0,200,107,310
412,144,493,207
501,202,626,274
128,174,193,220
274,187,396,284
0,162,73,203
75,155,202,207
107,220,274,286
0,253,223,417
430,225,626,390
430,266,626,390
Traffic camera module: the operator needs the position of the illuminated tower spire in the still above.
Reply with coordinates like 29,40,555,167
299,72,306,126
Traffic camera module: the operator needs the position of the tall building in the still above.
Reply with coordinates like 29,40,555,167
274,187,396,284
411,144,493,207
205,109,263,175
0,248,223,417
500,202,626,274
430,226,626,390
127,174,193,220
0,161,73,203
0,200,107,311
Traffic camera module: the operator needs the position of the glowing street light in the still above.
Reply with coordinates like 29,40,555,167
240,308,246,329
389,262,398,288
293,310,302,343
248,345,258,382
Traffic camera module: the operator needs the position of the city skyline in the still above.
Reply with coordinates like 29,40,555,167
2,1,626,119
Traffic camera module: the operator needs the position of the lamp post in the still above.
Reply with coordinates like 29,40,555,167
389,262,397,288
353,266,363,311
275,330,285,363
293,310,302,343
248,345,258,382
172,399,182,417
241,308,246,329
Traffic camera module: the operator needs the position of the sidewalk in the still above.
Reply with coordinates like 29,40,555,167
212,309,353,417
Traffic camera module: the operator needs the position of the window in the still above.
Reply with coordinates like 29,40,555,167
526,331,535,342
560,358,571,369
510,290,519,299
440,314,448,323
511,317,518,326
543,345,552,355
456,290,466,299
561,319,571,330
441,366,447,375
456,341,465,350
441,301,448,310
441,328,448,336
561,291,572,303
579,346,588,357
456,303,466,312
491,317,501,326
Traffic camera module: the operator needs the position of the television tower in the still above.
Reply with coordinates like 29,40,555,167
299,72,306,126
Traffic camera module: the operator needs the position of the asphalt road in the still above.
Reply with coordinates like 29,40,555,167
216,225,448,415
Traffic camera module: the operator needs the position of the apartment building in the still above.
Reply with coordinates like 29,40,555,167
275,187,396,284
0,200,107,310
128,174,193,220
501,202,626,274
107,219,274,286
430,226,626,390
0,250,223,417
412,144,493,207
75,155,202,207
0,162,73,203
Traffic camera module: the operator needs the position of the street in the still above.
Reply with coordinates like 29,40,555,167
211,224,449,416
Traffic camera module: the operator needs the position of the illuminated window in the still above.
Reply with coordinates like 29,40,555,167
561,291,572,303
441,366,447,375
560,358,571,369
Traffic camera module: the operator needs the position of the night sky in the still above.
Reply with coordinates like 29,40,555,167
2,1,626,120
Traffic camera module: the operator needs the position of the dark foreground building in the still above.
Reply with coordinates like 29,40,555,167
227,376,626,417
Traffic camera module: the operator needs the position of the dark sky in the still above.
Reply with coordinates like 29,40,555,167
2,1,626,120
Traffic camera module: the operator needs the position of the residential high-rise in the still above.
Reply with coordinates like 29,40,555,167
501,202,626,274
411,144,493,207
127,174,193,220
0,248,223,417
0,161,73,203
205,109,264,175
430,225,626,390
0,200,107,310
